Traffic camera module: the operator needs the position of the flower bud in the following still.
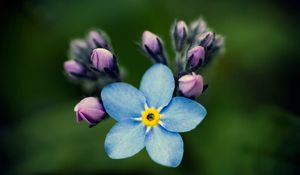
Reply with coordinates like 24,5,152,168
69,39,89,60
186,46,205,71
142,31,167,64
91,48,115,71
190,17,207,35
74,97,106,125
64,60,85,75
178,72,204,97
142,31,161,53
87,30,108,49
173,20,188,51
197,31,214,48
213,35,224,48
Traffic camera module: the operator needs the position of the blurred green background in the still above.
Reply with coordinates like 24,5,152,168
1,0,300,174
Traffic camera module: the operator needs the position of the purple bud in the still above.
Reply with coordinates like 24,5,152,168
178,72,204,97
214,35,224,47
64,60,85,75
173,20,188,51
190,17,207,35
186,46,205,70
142,30,162,54
74,97,106,125
175,20,188,40
142,31,167,64
87,31,108,49
91,48,114,71
69,39,89,59
197,31,214,48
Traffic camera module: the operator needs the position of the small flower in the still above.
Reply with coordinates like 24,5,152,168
178,72,204,98
172,20,188,51
74,97,106,126
91,48,115,72
64,60,85,75
186,46,205,71
142,31,167,64
197,31,214,48
87,30,109,49
101,64,206,167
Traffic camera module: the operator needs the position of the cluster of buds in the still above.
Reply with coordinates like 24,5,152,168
64,17,224,127
64,30,119,80
63,30,121,126
140,17,224,99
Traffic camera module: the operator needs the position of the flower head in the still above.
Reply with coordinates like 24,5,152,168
179,72,204,97
101,64,206,167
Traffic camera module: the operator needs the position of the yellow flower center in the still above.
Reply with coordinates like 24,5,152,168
141,108,160,127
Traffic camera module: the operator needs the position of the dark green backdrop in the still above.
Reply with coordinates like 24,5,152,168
1,0,300,174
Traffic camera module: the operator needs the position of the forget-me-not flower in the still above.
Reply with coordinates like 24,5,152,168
101,64,207,167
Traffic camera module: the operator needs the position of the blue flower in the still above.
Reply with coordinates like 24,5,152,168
101,64,207,167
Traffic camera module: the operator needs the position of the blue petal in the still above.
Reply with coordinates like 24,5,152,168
105,120,146,159
160,97,206,132
140,64,175,109
101,82,146,121
145,126,183,167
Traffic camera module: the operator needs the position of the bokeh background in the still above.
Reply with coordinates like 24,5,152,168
1,0,300,174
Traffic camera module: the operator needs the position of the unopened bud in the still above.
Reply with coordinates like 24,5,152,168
186,46,205,71
91,48,115,71
142,31,167,64
213,35,224,48
87,30,109,49
74,97,106,126
64,60,85,75
178,72,204,97
69,39,89,60
197,31,214,48
173,20,188,51
190,17,207,35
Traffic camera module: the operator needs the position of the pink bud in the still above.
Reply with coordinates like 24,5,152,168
187,46,205,70
178,72,204,97
197,31,214,48
175,20,188,39
69,39,88,58
142,31,161,54
173,20,188,51
74,97,106,125
91,48,114,71
87,31,108,49
190,17,207,35
64,60,85,75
